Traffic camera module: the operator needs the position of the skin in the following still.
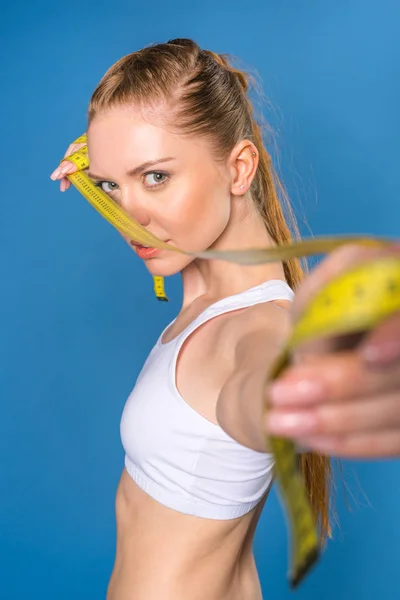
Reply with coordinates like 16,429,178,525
265,243,400,458
50,104,400,598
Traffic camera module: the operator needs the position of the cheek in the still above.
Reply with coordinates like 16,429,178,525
165,172,230,249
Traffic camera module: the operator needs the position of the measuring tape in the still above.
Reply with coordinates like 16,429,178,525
60,134,400,587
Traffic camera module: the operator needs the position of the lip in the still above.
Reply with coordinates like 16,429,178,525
129,239,169,248
130,239,170,259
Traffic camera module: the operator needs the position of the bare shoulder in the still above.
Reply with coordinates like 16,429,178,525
201,298,293,377
232,299,293,373
174,298,292,429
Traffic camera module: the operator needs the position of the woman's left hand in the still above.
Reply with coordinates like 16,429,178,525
265,241,400,458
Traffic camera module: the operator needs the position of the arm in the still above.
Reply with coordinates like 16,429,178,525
216,302,292,453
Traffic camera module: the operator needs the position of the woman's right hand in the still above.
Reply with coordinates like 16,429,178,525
50,134,134,250
49,137,88,192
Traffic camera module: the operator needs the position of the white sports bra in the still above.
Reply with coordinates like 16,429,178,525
120,279,295,520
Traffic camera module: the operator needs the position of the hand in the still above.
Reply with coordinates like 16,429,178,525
49,136,133,250
50,137,87,191
265,241,400,458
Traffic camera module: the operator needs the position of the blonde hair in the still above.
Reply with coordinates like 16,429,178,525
88,38,339,544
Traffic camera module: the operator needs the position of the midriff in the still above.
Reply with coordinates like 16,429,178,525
106,467,268,600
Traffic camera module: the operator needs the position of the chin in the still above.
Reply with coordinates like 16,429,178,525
144,255,194,278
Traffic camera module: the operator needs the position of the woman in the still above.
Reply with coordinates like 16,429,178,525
50,38,400,600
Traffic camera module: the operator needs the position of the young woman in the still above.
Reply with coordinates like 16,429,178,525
50,38,400,600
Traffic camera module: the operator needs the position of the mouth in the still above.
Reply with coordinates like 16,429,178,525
130,241,148,248
130,239,169,248
129,239,170,259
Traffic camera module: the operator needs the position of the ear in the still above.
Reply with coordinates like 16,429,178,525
228,140,258,196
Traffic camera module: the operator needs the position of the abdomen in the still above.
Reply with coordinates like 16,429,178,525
108,468,265,600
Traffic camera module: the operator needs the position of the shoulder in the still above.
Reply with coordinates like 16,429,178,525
177,297,293,388
232,300,293,372
198,298,293,373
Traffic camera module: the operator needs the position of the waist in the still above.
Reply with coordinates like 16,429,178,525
108,547,261,600
109,468,263,599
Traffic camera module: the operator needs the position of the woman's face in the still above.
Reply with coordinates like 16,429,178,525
87,105,234,277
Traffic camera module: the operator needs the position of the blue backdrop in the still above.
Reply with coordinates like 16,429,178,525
1,1,399,598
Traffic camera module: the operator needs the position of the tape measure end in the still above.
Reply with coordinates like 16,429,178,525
289,546,320,589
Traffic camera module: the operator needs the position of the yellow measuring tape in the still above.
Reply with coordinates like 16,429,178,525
60,134,400,587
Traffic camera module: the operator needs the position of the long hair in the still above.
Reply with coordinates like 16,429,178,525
88,38,339,544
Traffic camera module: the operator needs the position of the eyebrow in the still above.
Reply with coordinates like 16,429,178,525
87,157,176,180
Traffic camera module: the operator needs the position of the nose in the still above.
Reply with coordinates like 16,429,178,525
120,190,151,228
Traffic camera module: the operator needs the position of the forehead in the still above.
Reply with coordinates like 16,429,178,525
88,105,174,150
87,105,210,164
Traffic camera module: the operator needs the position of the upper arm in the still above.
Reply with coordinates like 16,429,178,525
234,302,292,376
216,302,292,453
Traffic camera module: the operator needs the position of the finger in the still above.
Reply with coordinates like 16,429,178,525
50,142,87,180
268,349,400,407
315,392,400,435
60,177,71,192
267,390,400,440
359,311,400,367
63,141,87,159
296,428,400,458
50,160,77,180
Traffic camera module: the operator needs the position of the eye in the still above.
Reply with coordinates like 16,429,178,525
143,171,169,187
93,181,119,195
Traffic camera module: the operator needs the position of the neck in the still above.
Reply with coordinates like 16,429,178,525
180,195,287,310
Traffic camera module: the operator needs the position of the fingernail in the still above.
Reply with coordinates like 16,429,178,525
268,378,325,405
50,168,61,180
50,163,71,180
59,163,71,176
267,411,317,435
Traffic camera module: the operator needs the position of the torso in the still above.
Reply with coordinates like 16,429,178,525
107,285,293,600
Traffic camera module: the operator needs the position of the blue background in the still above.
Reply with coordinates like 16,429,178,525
1,1,399,598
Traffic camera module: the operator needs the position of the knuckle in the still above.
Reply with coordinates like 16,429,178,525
64,142,86,159
60,159,73,169
317,405,348,434
323,355,366,403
